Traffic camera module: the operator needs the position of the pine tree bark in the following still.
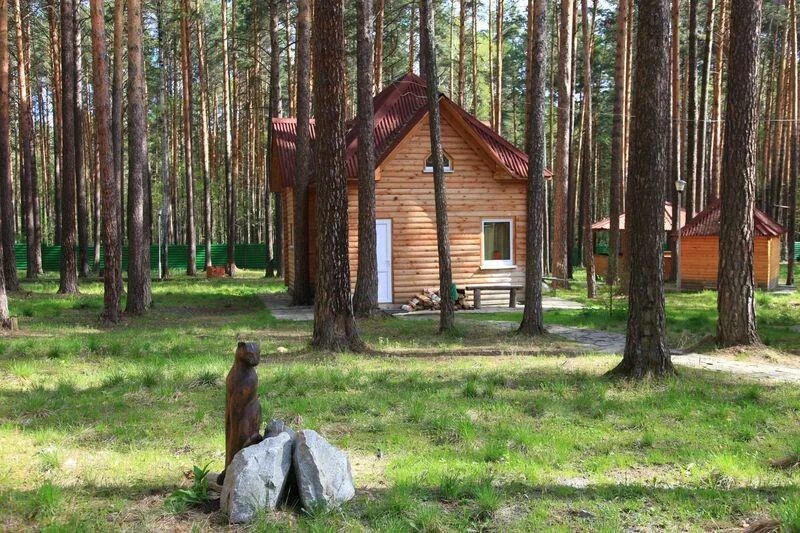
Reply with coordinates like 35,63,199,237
608,0,628,285
609,0,673,378
265,0,281,277
271,0,283,278
75,16,90,279
697,0,715,207
222,0,236,273
717,0,762,346
494,0,504,135
709,0,727,201
686,0,698,218
419,0,455,333
12,0,39,278
311,0,363,351
196,8,213,268
471,1,478,115
519,0,547,336
552,0,573,288
58,0,79,294
0,0,16,307
47,0,62,248
786,0,797,286
353,0,378,318
180,0,197,276
157,0,170,278
374,0,384,93
292,0,312,306
125,0,151,314
668,0,681,282
112,0,125,246
580,0,596,298
457,0,466,108
89,0,122,323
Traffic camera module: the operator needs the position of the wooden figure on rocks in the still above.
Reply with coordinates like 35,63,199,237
218,342,263,484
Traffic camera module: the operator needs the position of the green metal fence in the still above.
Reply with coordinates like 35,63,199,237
13,243,270,273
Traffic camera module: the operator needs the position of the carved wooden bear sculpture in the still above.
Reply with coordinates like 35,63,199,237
218,342,263,484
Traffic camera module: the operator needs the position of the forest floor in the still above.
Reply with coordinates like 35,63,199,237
0,272,799,531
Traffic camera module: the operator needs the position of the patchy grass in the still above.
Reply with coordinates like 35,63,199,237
0,273,798,531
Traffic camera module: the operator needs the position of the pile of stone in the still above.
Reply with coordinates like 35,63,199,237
400,287,469,312
219,420,355,524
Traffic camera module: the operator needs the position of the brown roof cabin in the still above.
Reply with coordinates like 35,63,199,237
679,200,785,290
271,73,550,306
591,202,686,280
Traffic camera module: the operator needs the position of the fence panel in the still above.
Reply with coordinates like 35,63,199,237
12,243,270,273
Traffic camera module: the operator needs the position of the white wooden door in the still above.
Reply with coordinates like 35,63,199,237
376,219,393,303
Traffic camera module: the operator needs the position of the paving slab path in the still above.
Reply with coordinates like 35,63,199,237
547,325,800,385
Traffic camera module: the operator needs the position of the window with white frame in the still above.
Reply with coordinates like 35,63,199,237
423,152,453,172
482,219,514,268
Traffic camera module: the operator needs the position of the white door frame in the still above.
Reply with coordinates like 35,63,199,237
376,219,393,303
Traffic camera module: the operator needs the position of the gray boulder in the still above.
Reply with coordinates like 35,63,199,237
221,432,293,524
293,429,355,510
265,419,296,440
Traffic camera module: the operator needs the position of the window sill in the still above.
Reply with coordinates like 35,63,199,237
480,264,517,271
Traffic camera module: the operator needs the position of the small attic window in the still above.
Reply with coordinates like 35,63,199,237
424,152,453,173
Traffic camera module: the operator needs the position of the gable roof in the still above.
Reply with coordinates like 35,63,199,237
591,202,685,232
680,199,785,237
271,72,548,189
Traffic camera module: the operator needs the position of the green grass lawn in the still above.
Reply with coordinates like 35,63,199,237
1,274,799,531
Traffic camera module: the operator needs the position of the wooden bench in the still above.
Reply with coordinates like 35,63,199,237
465,285,523,309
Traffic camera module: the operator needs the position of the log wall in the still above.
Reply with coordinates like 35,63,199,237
281,110,529,306
679,235,781,290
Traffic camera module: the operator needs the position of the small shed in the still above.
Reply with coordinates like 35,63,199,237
679,200,785,290
591,202,686,279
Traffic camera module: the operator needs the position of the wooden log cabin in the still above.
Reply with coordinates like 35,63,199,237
591,202,686,280
679,200,785,290
271,73,551,306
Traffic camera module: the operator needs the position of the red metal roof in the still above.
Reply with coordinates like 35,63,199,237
680,199,785,237
271,73,546,189
591,202,685,232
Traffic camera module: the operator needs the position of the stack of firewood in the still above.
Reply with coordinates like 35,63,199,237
400,288,470,312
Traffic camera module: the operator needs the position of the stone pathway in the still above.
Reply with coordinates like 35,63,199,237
546,325,800,385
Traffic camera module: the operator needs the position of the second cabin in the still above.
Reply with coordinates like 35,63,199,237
271,73,550,306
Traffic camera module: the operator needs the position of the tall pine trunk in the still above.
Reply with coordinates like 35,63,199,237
270,0,283,277
89,0,122,323
311,0,363,351
609,0,628,285
291,0,312,305
609,0,673,378
519,0,548,336
552,0,574,288
58,0,79,294
222,0,236,273
419,0,455,333
196,9,213,268
580,0,596,298
0,0,14,321
374,0,384,93
786,0,797,286
180,0,196,276
75,16,90,278
125,0,151,314
669,0,681,282
112,0,124,246
158,0,170,279
685,0,698,218
717,0,762,346
353,0,378,317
